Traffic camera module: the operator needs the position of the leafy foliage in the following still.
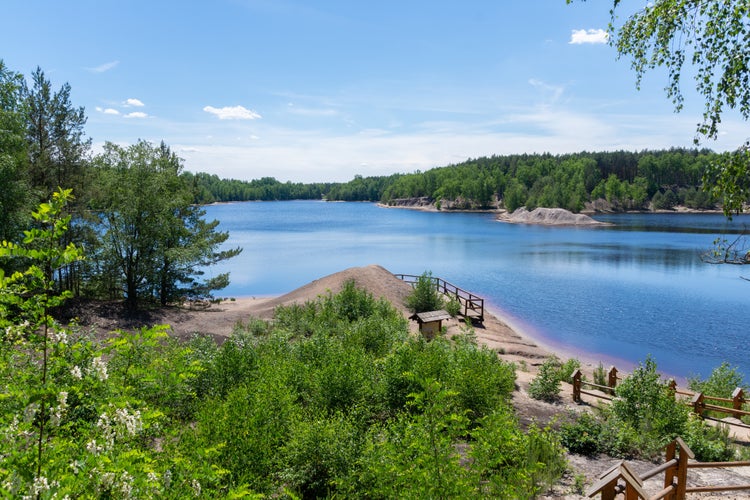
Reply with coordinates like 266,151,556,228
405,271,444,313
529,357,564,402
91,140,241,308
528,357,579,403
611,358,689,455
688,362,746,399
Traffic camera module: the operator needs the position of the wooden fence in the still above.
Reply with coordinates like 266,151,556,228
588,438,750,499
395,273,484,322
571,366,748,422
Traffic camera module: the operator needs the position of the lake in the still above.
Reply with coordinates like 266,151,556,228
205,201,750,381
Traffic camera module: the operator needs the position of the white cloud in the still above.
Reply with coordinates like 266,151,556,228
203,105,262,120
96,107,120,115
569,29,608,45
87,60,119,73
124,98,145,107
124,112,148,119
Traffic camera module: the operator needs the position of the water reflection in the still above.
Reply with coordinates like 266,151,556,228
527,242,705,269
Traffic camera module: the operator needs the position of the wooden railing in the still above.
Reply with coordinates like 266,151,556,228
571,366,747,422
588,438,750,499
395,274,484,322
572,366,620,402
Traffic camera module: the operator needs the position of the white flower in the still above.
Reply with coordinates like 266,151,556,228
147,472,159,483
101,472,115,489
70,459,84,474
50,329,68,344
191,479,201,497
114,407,142,436
29,475,58,497
91,357,108,381
119,471,133,497
86,439,103,456
50,391,68,427
23,403,39,423
70,365,83,379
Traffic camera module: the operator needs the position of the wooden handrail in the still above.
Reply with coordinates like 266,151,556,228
395,273,485,322
587,438,750,499
572,365,749,421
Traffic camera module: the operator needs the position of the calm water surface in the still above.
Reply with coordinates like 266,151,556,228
205,201,750,380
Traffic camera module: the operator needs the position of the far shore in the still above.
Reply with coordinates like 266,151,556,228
376,201,726,216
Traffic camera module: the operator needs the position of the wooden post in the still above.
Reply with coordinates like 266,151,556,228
675,437,695,500
692,392,705,417
732,387,745,419
572,369,582,403
664,440,677,498
608,366,618,395
667,378,677,393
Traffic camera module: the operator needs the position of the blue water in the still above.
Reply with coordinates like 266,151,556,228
205,201,750,380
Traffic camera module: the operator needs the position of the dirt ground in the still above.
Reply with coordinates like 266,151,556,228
64,264,750,498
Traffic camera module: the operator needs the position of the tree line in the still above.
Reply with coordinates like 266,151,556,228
326,149,723,212
193,149,728,213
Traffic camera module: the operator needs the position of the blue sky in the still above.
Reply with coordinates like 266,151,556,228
2,1,745,182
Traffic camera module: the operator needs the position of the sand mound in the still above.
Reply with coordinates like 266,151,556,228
498,207,607,226
245,264,415,318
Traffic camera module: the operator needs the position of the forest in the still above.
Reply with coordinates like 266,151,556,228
322,149,721,212
190,150,725,213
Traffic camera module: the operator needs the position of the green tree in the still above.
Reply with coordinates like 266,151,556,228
0,60,31,242
405,271,444,314
0,189,84,479
572,0,750,214
92,140,240,309
23,67,90,203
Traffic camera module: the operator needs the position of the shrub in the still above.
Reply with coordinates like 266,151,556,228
281,411,361,498
559,411,603,456
593,362,607,388
688,362,746,399
445,297,461,317
558,358,581,382
682,413,735,462
528,357,562,402
611,357,689,457
470,408,567,498
405,271,444,313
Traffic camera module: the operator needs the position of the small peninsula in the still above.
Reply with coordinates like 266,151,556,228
497,207,609,226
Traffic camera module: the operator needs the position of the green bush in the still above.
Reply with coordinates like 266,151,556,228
611,357,689,455
281,411,361,498
688,362,746,400
405,271,444,313
559,411,603,456
445,297,461,317
558,358,581,382
593,362,607,388
528,357,563,402
682,413,735,462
